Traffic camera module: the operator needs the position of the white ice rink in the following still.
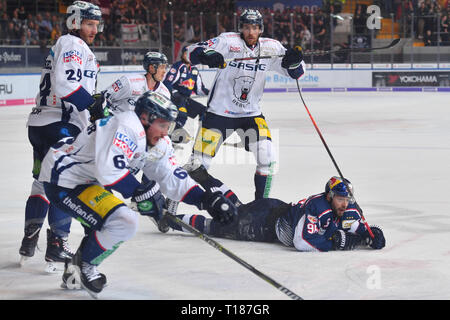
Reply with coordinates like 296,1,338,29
1,91,450,301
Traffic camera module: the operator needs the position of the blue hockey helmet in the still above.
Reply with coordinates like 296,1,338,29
239,9,264,33
135,91,178,133
66,1,104,32
143,52,169,72
325,176,355,203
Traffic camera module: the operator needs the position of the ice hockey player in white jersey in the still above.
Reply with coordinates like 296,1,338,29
185,9,305,200
103,51,190,145
20,1,109,271
38,91,236,298
103,52,171,114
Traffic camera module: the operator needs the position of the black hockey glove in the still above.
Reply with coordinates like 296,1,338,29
331,230,361,251
362,225,386,249
199,50,226,69
200,191,236,224
87,93,110,123
132,180,166,219
281,46,303,70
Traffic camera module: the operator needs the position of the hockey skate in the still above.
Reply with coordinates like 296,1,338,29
19,224,41,266
61,250,107,299
44,229,74,273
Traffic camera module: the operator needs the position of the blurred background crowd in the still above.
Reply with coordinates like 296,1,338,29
0,0,449,62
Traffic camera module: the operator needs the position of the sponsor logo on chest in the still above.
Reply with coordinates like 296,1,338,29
113,132,137,159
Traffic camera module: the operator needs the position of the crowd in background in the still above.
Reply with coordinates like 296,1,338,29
0,0,449,49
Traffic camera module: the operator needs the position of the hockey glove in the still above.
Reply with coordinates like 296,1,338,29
331,230,361,251
200,191,236,224
199,50,226,69
363,225,386,249
281,46,303,69
87,93,110,123
132,180,166,220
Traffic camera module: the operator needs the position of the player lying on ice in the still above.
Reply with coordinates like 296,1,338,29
157,172,386,252
38,91,236,298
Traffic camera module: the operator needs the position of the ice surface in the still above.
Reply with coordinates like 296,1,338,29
1,91,450,300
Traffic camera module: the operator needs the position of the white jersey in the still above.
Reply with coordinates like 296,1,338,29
39,111,146,190
133,136,198,202
187,32,305,118
27,33,99,129
103,74,171,113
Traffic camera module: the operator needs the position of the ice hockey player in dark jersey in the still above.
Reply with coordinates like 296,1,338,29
160,176,385,252
163,46,209,129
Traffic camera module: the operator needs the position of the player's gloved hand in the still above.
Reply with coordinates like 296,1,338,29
200,191,236,224
199,50,226,69
281,46,303,69
132,180,166,220
87,93,110,122
362,225,385,249
331,230,361,250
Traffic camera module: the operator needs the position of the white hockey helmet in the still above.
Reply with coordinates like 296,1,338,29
66,1,104,32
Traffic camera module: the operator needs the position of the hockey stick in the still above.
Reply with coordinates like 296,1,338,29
227,39,400,62
164,212,303,300
294,80,375,239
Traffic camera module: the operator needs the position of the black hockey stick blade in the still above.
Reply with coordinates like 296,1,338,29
165,213,304,300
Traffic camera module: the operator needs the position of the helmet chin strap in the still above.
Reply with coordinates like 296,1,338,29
145,67,159,86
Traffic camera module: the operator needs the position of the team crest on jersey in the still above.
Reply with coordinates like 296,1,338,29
63,50,83,65
232,76,254,105
113,132,137,159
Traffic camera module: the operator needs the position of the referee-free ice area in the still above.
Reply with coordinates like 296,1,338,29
1,91,449,300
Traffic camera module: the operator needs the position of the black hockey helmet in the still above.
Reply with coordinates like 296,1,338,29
325,176,355,203
143,52,169,72
66,1,104,32
135,91,178,133
239,9,264,33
